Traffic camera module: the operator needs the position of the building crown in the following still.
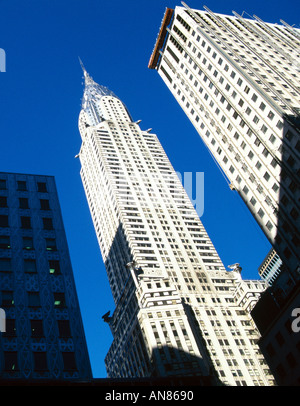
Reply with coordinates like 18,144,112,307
79,58,118,109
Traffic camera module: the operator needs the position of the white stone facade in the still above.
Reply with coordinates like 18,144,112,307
149,5,300,278
78,66,275,385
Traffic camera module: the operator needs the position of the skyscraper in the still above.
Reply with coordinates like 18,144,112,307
0,172,91,381
148,4,300,280
77,63,275,385
148,4,300,385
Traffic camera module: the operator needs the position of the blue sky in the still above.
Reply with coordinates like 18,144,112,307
0,0,298,378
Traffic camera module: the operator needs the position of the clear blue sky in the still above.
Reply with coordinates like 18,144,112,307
0,0,298,378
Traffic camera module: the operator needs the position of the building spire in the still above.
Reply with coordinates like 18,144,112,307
79,57,87,76
79,58,127,122
79,57,96,87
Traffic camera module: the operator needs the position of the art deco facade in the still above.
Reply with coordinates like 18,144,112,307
77,64,275,385
148,4,300,280
0,173,91,380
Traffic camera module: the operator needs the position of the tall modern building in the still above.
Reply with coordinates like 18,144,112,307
148,4,300,280
0,172,92,381
258,249,283,286
148,4,300,385
77,63,275,385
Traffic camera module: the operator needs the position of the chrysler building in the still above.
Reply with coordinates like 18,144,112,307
77,62,274,385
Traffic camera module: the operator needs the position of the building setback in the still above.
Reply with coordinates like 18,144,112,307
0,173,92,381
148,4,300,385
77,63,275,385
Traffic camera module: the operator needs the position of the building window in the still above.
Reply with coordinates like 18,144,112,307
283,247,292,259
290,208,299,220
243,186,249,195
275,331,285,346
0,196,8,207
2,291,14,307
28,292,41,308
17,181,27,191
62,352,77,371
252,93,258,102
21,216,31,229
24,259,37,273
255,161,262,170
5,319,16,337
54,292,66,308
286,353,297,368
37,182,48,193
49,260,61,275
33,352,48,371
45,238,57,251
262,148,269,157
31,320,44,337
289,181,297,193
4,352,18,371
42,217,53,230
259,102,266,111
0,258,11,273
0,215,9,227
19,198,29,209
40,199,50,210
0,179,7,190
0,236,10,249
23,236,34,250
58,320,71,337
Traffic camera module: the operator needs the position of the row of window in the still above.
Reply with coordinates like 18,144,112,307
184,11,299,110
163,45,299,244
265,319,300,382
2,351,77,372
4,318,71,338
0,258,60,274
167,21,298,160
0,180,48,193
0,197,50,210
0,235,58,251
1,290,66,308
0,215,54,230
